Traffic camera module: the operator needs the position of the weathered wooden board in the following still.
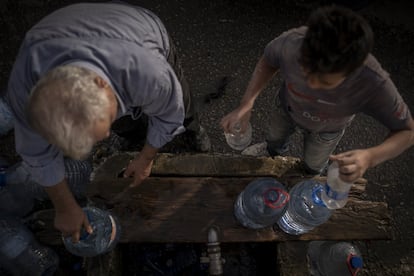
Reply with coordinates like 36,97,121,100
91,152,302,180
85,175,391,243
33,153,391,245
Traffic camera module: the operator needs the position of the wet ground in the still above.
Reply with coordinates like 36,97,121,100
1,0,413,275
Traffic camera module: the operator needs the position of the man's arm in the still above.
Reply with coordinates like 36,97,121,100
331,119,414,182
221,56,279,133
45,179,92,242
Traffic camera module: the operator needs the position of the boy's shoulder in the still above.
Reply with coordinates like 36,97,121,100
360,54,390,81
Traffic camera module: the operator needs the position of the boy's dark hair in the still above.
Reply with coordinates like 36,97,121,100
299,5,374,75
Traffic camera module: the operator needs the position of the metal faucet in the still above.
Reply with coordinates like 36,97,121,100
200,226,225,275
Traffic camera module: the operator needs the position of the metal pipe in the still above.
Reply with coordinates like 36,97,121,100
206,226,224,275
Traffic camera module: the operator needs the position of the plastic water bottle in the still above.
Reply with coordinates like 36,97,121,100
321,161,353,209
0,97,14,136
0,160,34,217
63,206,121,257
0,215,59,276
276,180,332,235
234,178,289,229
307,241,363,276
224,121,252,151
0,157,8,186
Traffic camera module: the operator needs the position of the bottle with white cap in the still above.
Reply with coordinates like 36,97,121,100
321,161,354,209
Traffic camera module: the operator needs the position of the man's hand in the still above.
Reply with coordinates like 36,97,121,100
45,179,92,243
55,203,92,243
330,149,373,183
123,143,158,187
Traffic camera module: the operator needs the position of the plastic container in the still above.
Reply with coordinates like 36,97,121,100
234,178,289,229
276,180,332,235
0,97,14,136
63,206,121,257
321,161,353,209
307,241,363,276
0,161,34,217
224,122,252,151
0,215,59,276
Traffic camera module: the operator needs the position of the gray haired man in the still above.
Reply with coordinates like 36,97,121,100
6,2,210,242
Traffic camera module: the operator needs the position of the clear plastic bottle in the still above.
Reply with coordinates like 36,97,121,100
63,206,121,257
276,180,332,235
307,241,363,276
0,97,14,137
0,215,59,276
224,121,252,151
234,178,290,229
321,161,353,209
0,160,34,217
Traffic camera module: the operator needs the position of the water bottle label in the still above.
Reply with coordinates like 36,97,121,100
325,183,349,200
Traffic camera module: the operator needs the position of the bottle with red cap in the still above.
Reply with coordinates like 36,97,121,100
307,241,363,276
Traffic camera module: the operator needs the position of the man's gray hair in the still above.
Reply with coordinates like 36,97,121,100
28,65,110,160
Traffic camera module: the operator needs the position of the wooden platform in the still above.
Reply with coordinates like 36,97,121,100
88,153,392,243
33,153,392,245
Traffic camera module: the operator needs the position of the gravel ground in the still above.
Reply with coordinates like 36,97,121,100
1,0,413,275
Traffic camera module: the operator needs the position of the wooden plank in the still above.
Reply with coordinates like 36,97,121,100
91,153,302,180
84,176,391,243
33,153,391,245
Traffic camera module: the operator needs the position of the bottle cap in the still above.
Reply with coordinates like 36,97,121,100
350,256,363,268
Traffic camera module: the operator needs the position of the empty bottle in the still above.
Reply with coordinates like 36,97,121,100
63,206,121,257
0,157,7,186
307,241,363,276
0,215,59,276
0,160,34,217
224,121,252,151
276,180,332,235
234,178,289,229
321,161,353,209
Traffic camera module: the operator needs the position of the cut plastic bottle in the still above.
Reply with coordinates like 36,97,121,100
224,121,252,151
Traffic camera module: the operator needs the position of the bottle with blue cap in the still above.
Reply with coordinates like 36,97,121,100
276,179,333,235
62,206,121,257
307,241,363,275
234,177,290,229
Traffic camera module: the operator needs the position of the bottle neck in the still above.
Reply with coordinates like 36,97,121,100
311,185,326,206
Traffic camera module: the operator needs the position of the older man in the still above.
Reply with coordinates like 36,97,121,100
7,2,210,242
